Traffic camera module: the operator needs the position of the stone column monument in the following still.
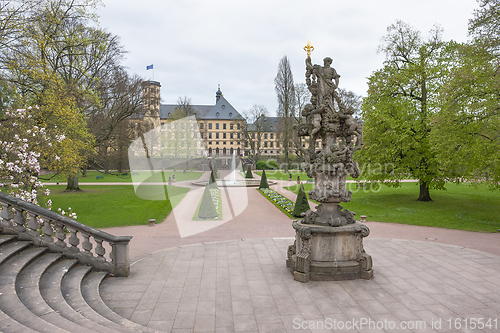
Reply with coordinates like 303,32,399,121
286,41,373,282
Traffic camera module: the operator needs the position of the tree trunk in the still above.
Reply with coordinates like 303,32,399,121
417,181,432,201
82,164,87,177
66,174,81,191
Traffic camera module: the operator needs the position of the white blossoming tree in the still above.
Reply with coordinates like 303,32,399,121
0,108,77,219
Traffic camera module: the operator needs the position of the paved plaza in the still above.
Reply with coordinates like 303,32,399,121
99,172,500,332
101,238,500,333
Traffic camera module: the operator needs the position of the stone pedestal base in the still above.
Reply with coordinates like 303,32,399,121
286,221,373,282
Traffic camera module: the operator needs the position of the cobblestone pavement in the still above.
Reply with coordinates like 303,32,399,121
101,237,500,333
98,170,500,332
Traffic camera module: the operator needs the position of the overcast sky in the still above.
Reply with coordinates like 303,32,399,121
98,0,479,116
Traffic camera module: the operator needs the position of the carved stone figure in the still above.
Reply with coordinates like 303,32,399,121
286,42,372,282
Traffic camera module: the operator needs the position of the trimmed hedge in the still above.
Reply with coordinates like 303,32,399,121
256,160,279,170
245,165,254,178
293,184,310,217
259,169,269,189
197,185,218,219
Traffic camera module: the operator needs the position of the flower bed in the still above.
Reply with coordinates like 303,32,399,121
193,187,222,220
257,188,296,219
209,188,221,216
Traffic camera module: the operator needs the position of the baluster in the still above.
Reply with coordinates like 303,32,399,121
0,203,13,227
81,233,93,257
95,239,106,262
41,218,54,243
26,214,40,238
13,208,26,232
110,244,115,265
68,228,80,253
54,223,67,248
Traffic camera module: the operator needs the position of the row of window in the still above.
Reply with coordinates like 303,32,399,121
199,123,241,130
250,133,275,140
207,141,240,146
204,133,241,139
244,141,279,148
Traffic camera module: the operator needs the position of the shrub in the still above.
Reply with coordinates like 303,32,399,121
259,169,269,189
267,160,278,170
197,185,218,219
256,160,279,170
209,170,218,188
256,160,267,170
245,165,254,178
293,184,310,217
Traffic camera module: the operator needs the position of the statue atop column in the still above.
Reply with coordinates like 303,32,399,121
287,42,372,282
298,42,363,225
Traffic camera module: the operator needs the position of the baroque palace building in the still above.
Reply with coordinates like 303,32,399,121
138,80,283,158
140,80,245,157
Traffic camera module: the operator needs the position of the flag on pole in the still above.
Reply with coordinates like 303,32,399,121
146,64,153,70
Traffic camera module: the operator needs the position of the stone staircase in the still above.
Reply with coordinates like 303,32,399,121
0,233,165,333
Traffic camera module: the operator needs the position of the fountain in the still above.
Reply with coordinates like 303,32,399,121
231,151,236,184
192,156,276,187
286,42,373,282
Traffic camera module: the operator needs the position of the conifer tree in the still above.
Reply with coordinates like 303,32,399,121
293,184,310,217
212,160,219,179
259,169,269,189
209,169,217,186
197,185,218,219
245,165,254,179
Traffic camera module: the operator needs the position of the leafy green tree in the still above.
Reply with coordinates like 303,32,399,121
360,20,450,201
1,0,127,190
433,0,500,188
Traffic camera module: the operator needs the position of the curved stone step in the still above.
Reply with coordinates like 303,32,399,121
0,308,38,333
0,246,68,333
61,265,128,332
82,271,164,333
39,259,119,333
16,252,96,333
0,239,33,265
0,234,17,246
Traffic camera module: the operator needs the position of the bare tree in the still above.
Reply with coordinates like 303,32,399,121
163,97,198,158
337,88,362,117
87,66,144,173
275,55,296,172
292,83,311,162
240,105,270,161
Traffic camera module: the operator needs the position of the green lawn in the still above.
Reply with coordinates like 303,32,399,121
255,170,354,182
39,170,203,183
39,184,190,229
255,170,312,181
285,182,500,233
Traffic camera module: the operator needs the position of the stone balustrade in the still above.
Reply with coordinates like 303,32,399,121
0,191,132,277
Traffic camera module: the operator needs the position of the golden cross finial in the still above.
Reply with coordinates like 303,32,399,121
304,40,314,58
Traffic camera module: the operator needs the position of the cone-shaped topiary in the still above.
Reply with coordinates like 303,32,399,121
259,169,269,189
245,165,254,178
212,161,219,179
197,185,218,219
209,169,217,186
293,184,310,217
